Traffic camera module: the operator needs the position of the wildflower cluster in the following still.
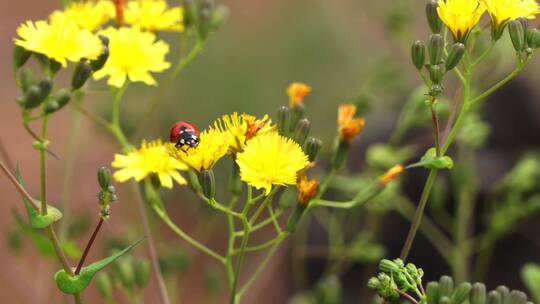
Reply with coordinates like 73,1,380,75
368,258,425,302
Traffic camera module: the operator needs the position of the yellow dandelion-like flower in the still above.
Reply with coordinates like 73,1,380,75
50,1,115,32
437,0,486,42
112,140,188,189
287,82,312,108
93,26,170,87
211,113,275,153
236,132,310,194
169,129,230,172
125,0,185,32
14,15,103,67
337,104,366,144
484,0,540,39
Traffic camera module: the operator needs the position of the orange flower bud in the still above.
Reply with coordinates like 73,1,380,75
337,104,365,144
378,165,405,185
297,174,319,205
115,0,125,25
287,82,312,108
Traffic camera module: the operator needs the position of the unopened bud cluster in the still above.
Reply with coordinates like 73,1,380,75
368,258,425,302
97,166,118,219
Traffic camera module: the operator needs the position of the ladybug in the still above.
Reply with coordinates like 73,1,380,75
170,121,200,152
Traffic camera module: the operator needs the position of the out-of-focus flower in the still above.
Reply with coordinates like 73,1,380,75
437,0,486,42
50,1,115,31
211,113,274,153
125,0,185,32
112,140,188,188
169,129,229,172
378,165,405,186
297,174,319,205
484,0,540,39
287,82,312,108
15,16,103,67
337,104,365,144
236,132,309,194
93,26,170,87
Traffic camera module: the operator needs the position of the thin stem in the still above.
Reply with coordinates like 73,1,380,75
152,204,225,264
399,169,439,260
74,293,82,304
40,115,50,215
397,289,419,304
233,209,284,237
46,226,74,275
230,218,250,304
109,83,131,150
249,188,279,226
0,137,15,172
75,217,104,275
430,101,441,157
232,234,284,254
71,101,111,130
471,41,495,67
131,183,171,304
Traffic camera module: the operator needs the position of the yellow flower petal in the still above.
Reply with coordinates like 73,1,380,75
125,0,185,32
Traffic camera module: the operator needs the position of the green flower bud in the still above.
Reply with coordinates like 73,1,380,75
411,40,426,70
18,85,40,108
368,277,381,290
509,290,527,304
96,272,113,300
379,259,401,273
526,28,540,48
198,0,213,40
49,59,62,76
451,282,472,304
496,286,510,303
509,20,526,52
439,296,451,304
470,283,487,304
446,43,465,70
13,45,31,69
90,35,110,71
45,89,72,114
209,5,229,32
305,137,322,162
183,0,197,28
186,170,202,192
135,260,151,288
428,34,444,65
488,291,502,304
426,0,442,33
278,106,291,136
97,166,112,190
199,169,216,199
427,282,440,304
293,118,311,145
420,148,454,170
19,68,34,92
285,204,307,232
439,276,454,297
331,140,349,170
72,61,93,90
228,162,242,195
290,103,306,133
315,276,342,304
429,64,445,85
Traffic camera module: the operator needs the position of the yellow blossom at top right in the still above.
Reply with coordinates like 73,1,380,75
484,0,540,39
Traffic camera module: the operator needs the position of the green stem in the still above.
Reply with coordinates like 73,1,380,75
74,293,82,304
249,188,279,226
232,233,284,254
40,115,50,215
152,204,225,264
109,83,131,150
233,209,284,237
230,218,250,304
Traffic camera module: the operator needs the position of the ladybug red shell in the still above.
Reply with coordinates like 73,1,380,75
170,121,200,152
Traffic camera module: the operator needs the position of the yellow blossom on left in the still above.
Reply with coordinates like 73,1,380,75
236,132,310,194
15,15,103,67
125,0,185,32
49,0,115,32
93,26,170,87
437,0,486,42
112,140,188,189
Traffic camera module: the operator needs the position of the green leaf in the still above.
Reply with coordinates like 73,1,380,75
15,167,63,228
418,148,454,170
522,263,540,302
54,238,143,295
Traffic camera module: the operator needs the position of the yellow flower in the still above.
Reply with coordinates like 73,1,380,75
337,104,365,144
14,15,103,67
169,129,230,172
93,26,170,87
378,165,405,186
236,132,310,194
112,140,188,188
297,174,319,205
287,82,312,108
125,0,185,32
437,0,486,42
211,113,275,153
50,1,115,31
484,0,540,39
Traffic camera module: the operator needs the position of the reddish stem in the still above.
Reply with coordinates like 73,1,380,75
75,217,104,275
396,289,419,304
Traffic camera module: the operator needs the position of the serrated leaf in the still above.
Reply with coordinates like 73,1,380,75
54,238,143,295
15,167,63,228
